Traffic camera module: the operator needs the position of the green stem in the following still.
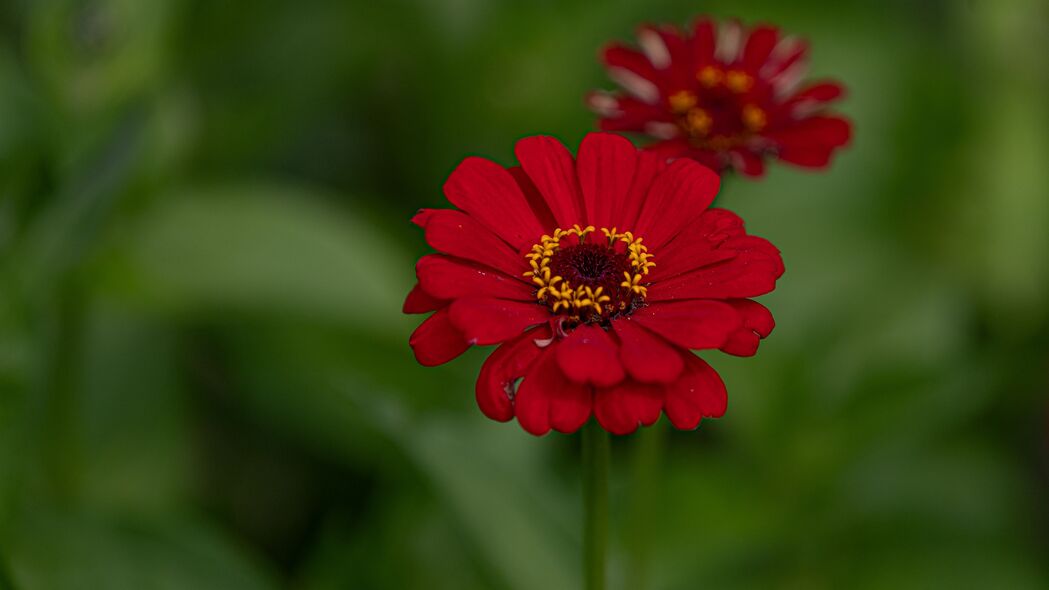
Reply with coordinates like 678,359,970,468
625,422,665,590
582,420,610,590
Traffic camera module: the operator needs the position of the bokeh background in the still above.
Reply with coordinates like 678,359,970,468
2,0,1049,588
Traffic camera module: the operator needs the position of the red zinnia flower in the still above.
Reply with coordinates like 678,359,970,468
588,17,852,177
405,133,783,435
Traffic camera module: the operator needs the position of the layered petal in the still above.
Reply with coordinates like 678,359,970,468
612,318,684,383
403,283,445,315
632,157,720,249
594,380,664,435
515,136,586,228
476,326,549,421
663,353,727,430
515,349,593,435
508,166,558,231
448,298,549,346
555,324,626,387
631,300,741,350
650,207,745,282
409,308,470,367
648,235,784,301
421,209,522,275
416,255,533,301
613,150,667,230
720,299,775,357
577,133,638,230
443,156,546,249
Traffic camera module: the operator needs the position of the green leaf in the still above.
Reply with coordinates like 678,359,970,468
105,184,413,337
5,509,277,590
343,386,580,590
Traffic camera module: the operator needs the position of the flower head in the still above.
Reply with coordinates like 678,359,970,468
588,17,852,177
405,133,783,435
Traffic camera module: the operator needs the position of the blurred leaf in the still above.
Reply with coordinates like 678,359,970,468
73,301,193,515
26,0,176,117
344,386,580,590
6,509,277,590
104,184,413,337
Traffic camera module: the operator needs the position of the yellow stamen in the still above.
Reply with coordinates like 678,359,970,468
668,90,697,114
526,225,653,322
697,65,722,88
725,70,753,93
683,108,712,137
741,104,767,132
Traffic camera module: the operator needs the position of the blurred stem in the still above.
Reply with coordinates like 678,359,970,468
40,278,85,502
582,420,609,590
625,421,665,590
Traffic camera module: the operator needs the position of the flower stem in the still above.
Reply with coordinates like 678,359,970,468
625,422,665,589
582,420,610,590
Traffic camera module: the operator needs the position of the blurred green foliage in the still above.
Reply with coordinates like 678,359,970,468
2,0,1049,588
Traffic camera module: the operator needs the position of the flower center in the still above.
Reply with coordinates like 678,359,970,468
524,225,654,324
667,65,768,149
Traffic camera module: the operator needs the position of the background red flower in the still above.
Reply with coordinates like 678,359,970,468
406,133,784,435
589,17,852,176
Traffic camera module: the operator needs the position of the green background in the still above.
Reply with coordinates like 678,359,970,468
2,0,1048,588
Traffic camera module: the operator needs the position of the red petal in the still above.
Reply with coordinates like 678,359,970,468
778,146,835,168
411,208,438,228
730,299,775,337
638,24,693,88
648,235,784,301
403,283,445,314
652,208,745,282
515,349,593,435
416,255,533,301
577,133,638,231
508,166,558,231
742,25,780,71
690,17,717,66
664,353,727,430
555,325,625,387
632,300,741,350
602,42,659,85
767,115,852,149
443,156,546,249
612,318,684,383
613,150,668,231
448,298,549,346
729,149,766,177
761,37,809,81
720,329,760,357
422,209,522,275
784,81,846,108
720,299,775,357
593,380,664,435
595,96,671,133
633,158,720,250
409,308,470,367
515,136,586,228
475,325,549,422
